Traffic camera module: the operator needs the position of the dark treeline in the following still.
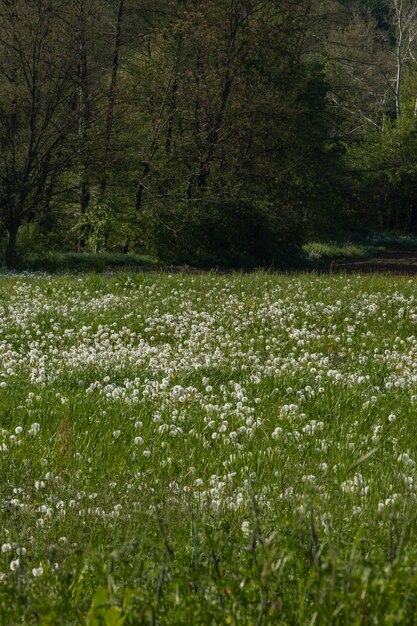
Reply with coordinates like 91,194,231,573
1,0,417,267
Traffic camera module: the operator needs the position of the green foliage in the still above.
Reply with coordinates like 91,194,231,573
303,241,368,260
138,199,304,266
2,0,417,266
348,114,417,231
13,251,156,273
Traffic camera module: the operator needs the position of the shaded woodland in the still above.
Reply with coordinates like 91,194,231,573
1,0,417,267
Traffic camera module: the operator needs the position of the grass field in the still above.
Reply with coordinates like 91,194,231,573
1,272,417,624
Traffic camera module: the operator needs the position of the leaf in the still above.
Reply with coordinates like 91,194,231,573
347,448,378,473
92,587,108,609
104,606,126,626
86,588,109,626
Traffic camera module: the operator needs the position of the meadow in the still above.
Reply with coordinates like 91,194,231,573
1,271,417,625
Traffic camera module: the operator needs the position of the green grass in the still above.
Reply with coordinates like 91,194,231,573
303,241,369,261
1,272,417,624
303,232,417,268
368,231,417,248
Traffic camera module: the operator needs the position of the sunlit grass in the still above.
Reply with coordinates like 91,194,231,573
303,241,368,260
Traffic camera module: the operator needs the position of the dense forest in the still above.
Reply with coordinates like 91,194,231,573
1,0,417,267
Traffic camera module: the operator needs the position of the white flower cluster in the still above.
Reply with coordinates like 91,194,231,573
1,273,417,584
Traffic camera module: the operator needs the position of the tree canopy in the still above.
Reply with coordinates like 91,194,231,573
1,0,417,266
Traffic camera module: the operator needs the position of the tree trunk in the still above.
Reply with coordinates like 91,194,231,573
78,179,90,250
5,224,19,268
78,0,91,249
395,0,404,119
100,0,125,197
196,6,238,189
166,35,182,156
135,162,150,211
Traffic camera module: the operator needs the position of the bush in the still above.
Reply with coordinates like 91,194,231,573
16,251,156,273
138,200,304,267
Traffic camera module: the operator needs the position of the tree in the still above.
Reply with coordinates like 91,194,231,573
0,0,80,266
123,0,339,262
391,0,417,117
